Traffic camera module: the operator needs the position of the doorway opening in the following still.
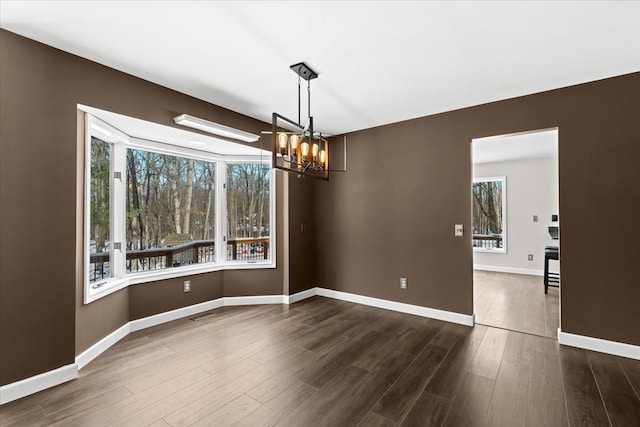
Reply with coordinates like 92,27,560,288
471,128,559,338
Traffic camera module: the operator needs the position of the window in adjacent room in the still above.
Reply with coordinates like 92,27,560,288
472,176,507,253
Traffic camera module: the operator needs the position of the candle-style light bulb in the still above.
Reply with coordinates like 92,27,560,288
278,133,288,155
301,141,310,163
312,143,319,163
319,149,327,169
290,134,299,156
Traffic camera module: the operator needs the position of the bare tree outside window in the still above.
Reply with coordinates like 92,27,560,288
125,148,216,272
472,177,506,252
226,164,270,261
89,137,111,282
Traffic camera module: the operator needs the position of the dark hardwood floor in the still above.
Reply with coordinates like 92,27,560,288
474,270,559,338
1,296,639,426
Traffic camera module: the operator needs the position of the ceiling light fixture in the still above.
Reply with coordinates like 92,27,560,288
272,62,329,179
173,114,259,143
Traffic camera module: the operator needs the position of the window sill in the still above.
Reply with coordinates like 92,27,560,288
473,248,507,254
84,260,276,304
84,277,129,304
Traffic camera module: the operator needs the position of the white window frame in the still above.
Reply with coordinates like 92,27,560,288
223,161,275,264
84,114,275,304
472,176,507,254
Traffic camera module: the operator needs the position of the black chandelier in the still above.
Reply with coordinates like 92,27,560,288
272,62,329,179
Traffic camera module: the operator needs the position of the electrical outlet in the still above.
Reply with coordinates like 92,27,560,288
184,280,191,293
528,254,534,261
454,224,464,237
400,278,408,289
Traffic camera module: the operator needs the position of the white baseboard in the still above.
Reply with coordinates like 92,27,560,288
76,323,131,370
130,298,224,332
224,295,285,306
316,288,475,327
286,288,317,304
474,264,545,276
0,364,77,405
558,329,640,360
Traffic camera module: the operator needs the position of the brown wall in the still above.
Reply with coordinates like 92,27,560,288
129,272,224,320
316,72,640,346
0,30,291,385
289,174,317,294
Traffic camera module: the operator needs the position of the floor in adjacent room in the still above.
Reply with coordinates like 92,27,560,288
474,270,559,338
1,296,639,426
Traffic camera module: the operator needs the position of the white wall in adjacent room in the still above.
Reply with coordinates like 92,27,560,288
473,156,559,275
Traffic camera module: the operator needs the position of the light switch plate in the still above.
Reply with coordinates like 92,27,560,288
454,224,464,237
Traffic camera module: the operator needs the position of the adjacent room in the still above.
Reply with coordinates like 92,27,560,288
472,129,560,338
1,2,639,426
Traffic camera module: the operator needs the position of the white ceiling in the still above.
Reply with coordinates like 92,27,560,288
472,129,558,164
1,1,639,135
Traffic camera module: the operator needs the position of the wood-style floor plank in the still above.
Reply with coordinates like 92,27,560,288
319,350,416,426
466,326,509,380
359,411,398,427
48,367,210,427
617,355,640,399
40,385,134,425
423,324,488,400
372,343,451,423
587,350,640,426
441,373,494,427
190,394,261,427
0,401,45,426
2,296,639,427
400,391,451,427
559,345,611,427
275,365,369,426
474,271,559,338
235,380,316,427
526,344,567,426
483,359,530,426
296,329,386,389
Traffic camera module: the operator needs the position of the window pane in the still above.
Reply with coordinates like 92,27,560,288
126,149,215,272
89,137,111,282
226,164,270,261
472,179,504,250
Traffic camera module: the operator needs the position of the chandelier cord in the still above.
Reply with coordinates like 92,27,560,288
297,75,301,125
308,79,311,124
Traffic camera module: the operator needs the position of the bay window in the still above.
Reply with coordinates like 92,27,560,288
84,113,274,303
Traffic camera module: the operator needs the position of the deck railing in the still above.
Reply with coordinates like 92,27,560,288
473,234,503,249
89,237,269,282
226,237,270,261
